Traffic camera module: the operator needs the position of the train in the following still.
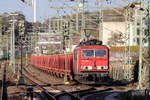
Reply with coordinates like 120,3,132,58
31,39,110,84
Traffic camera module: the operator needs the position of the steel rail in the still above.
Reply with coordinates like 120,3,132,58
22,73,56,100
1,63,8,100
23,66,79,100
78,88,113,100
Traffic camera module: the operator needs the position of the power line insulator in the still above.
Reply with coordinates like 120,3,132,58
21,0,25,2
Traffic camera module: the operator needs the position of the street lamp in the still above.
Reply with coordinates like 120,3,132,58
18,36,25,84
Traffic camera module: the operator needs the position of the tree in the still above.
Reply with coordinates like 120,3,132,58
107,31,125,46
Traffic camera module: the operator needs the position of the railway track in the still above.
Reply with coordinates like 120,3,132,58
23,65,94,91
23,66,79,100
23,65,125,100
23,71,114,100
0,63,119,100
1,63,8,100
25,64,137,99
23,73,57,100
0,62,132,100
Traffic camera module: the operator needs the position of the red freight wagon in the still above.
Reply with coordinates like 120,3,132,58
31,54,73,80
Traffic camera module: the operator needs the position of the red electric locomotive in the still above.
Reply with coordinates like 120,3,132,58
73,40,109,84
31,39,109,84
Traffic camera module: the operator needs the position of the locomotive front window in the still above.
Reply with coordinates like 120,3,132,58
95,50,106,57
82,50,94,57
82,49,107,57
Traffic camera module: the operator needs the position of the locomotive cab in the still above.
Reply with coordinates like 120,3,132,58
73,39,109,84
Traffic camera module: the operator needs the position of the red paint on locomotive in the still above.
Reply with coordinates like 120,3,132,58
74,45,109,72
73,45,109,83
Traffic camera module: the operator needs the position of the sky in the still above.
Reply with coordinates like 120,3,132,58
0,0,80,22
0,0,134,23
0,0,56,22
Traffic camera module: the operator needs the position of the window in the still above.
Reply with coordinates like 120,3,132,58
82,49,107,58
137,28,140,35
82,50,94,57
137,38,140,45
144,29,148,36
95,50,106,57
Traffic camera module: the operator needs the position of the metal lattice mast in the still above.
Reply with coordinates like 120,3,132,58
137,0,144,90
128,8,131,81
0,25,2,58
99,0,103,41
60,16,64,53
124,6,131,80
81,0,85,30
141,0,150,89
69,9,73,52
10,20,16,74
7,35,9,61
76,0,79,31
134,4,138,46
57,9,60,32
148,0,150,89
127,6,131,80
49,19,51,32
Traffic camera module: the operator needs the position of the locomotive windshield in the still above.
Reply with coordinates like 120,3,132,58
95,50,106,57
82,49,106,57
82,50,94,57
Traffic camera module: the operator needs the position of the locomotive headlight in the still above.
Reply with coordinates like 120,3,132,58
87,66,92,70
81,66,92,70
103,66,108,69
97,66,102,70
97,66,108,70
81,66,86,69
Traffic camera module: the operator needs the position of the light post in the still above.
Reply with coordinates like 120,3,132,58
18,36,25,85
64,47,69,84
18,21,25,85
64,22,70,85
25,36,28,65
